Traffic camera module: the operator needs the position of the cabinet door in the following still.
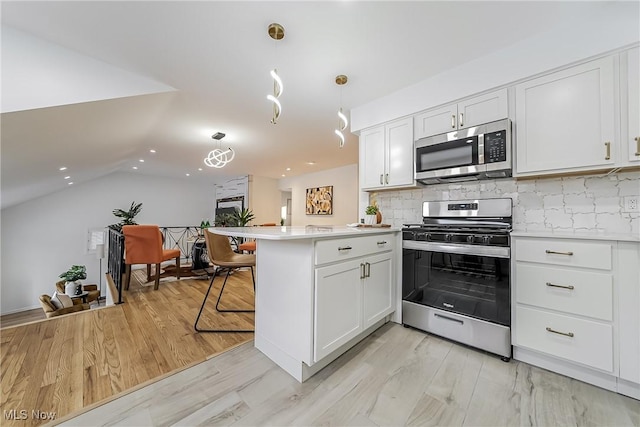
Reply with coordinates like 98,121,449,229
458,88,508,130
363,252,394,329
626,47,639,163
360,126,386,189
515,56,617,174
414,104,457,139
385,117,414,187
314,259,363,362
618,243,640,384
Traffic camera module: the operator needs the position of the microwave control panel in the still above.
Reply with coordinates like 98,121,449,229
484,130,507,163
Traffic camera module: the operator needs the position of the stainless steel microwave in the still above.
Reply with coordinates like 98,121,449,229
415,118,512,185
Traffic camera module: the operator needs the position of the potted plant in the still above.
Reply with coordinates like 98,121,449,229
59,265,87,295
110,201,143,232
364,205,378,225
233,208,255,227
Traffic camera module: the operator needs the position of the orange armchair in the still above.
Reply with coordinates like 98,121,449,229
122,225,181,290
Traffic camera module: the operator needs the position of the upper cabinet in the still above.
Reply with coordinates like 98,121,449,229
414,89,508,139
622,47,639,165
515,56,618,175
360,117,414,190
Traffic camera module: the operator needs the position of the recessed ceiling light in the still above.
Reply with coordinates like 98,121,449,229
132,166,138,170
64,176,71,180
286,167,291,171
149,149,156,153
281,174,286,177
186,173,190,177
198,168,203,171
59,166,67,171
68,182,74,185
306,161,316,165
139,159,144,163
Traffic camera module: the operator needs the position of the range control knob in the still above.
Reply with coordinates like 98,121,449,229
483,235,491,244
445,234,452,242
466,235,474,243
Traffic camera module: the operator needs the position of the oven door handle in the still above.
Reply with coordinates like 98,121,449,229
402,240,510,259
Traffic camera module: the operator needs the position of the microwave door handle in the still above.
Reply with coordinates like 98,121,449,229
478,134,485,165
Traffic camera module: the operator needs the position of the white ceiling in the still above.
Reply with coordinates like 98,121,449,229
0,1,613,209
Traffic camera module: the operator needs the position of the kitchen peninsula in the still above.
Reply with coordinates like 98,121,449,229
210,225,401,382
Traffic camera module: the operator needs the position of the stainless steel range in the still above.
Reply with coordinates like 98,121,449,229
402,198,512,361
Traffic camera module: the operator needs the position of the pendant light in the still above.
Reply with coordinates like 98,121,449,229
267,23,284,124
204,132,234,168
334,74,348,148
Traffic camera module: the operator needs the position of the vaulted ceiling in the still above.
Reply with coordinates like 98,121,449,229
0,1,617,209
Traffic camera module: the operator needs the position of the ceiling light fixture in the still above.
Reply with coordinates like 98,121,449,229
59,166,67,171
334,74,349,148
204,133,235,168
267,23,285,124
150,149,156,153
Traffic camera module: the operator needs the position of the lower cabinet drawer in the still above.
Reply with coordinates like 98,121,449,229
515,306,613,372
516,264,613,321
315,233,393,265
515,237,612,270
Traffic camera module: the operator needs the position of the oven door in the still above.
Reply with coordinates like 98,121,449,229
402,241,510,326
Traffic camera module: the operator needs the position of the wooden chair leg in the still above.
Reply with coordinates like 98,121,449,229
176,256,181,279
146,264,152,282
154,263,161,290
124,264,132,290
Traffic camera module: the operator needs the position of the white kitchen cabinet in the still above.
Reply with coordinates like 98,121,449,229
512,234,640,399
515,56,618,175
360,117,414,190
622,47,640,164
314,235,395,362
414,88,508,139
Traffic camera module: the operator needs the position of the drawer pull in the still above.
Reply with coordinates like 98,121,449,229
376,241,387,245
546,327,574,338
337,246,352,251
545,250,574,256
434,313,464,325
546,282,575,290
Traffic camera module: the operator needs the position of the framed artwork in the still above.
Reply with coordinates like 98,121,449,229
306,185,333,215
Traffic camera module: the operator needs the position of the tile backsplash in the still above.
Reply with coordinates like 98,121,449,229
373,170,640,235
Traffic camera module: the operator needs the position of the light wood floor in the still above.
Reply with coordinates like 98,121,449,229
0,308,46,328
60,322,640,427
0,269,255,427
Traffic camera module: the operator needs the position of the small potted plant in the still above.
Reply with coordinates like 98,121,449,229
364,205,378,225
59,265,87,295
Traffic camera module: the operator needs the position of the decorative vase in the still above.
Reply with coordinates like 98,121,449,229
65,281,79,295
376,211,382,224
365,214,377,225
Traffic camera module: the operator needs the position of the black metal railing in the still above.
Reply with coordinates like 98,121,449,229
107,226,125,304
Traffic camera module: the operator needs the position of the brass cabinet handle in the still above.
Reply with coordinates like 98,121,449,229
546,327,574,338
360,263,366,279
365,262,371,278
546,282,575,290
545,249,574,256
451,114,456,129
380,174,383,185
337,246,352,251
385,174,389,184
605,141,611,160
459,113,464,128
635,136,640,156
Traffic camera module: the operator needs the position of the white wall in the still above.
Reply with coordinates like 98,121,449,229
279,164,359,226
351,2,640,132
248,175,280,225
0,171,215,314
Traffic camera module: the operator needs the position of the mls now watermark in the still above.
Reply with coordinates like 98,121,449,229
3,409,56,421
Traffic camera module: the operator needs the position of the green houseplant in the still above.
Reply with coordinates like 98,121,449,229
110,201,143,231
59,265,87,295
364,205,378,225
233,208,255,227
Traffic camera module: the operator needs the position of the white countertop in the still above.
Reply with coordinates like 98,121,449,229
208,225,400,240
511,230,640,243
